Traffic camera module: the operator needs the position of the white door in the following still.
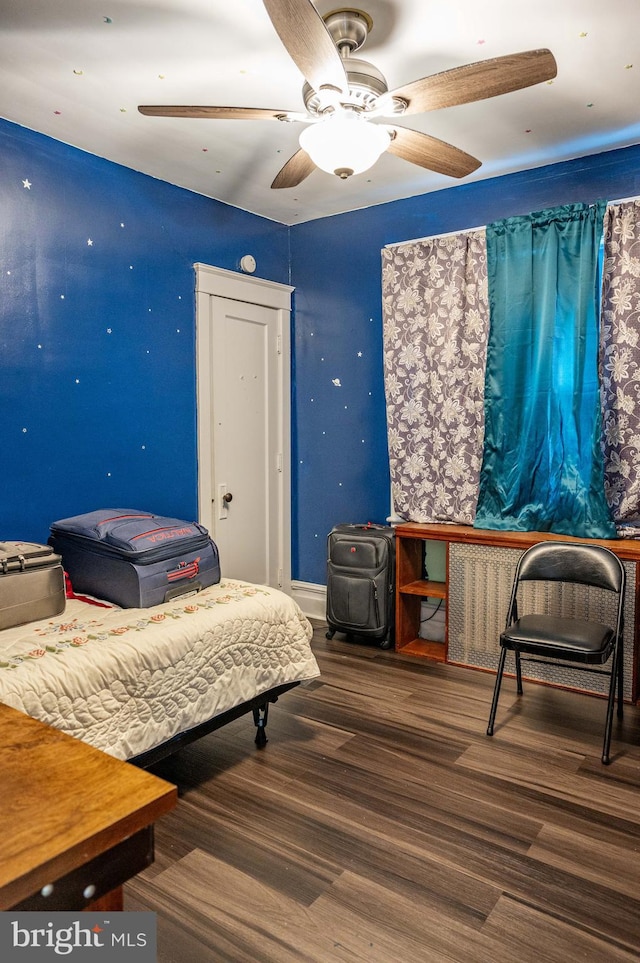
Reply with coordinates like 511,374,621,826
195,264,293,591
210,296,277,584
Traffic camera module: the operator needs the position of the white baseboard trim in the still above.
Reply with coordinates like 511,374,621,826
291,581,326,620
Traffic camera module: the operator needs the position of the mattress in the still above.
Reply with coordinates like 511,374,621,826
0,579,319,760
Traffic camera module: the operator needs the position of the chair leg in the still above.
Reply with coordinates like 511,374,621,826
617,641,624,720
602,648,619,765
487,647,508,736
515,650,523,695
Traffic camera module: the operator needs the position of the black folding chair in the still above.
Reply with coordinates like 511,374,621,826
486,541,625,764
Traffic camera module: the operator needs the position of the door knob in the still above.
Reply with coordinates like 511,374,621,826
222,492,233,504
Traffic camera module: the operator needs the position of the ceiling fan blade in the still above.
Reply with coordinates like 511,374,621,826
262,0,348,96
385,127,481,179
271,149,316,189
138,105,305,121
388,49,557,114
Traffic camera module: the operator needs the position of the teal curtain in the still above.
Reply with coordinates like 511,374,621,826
475,202,615,538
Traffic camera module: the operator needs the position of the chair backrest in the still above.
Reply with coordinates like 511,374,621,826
516,541,624,595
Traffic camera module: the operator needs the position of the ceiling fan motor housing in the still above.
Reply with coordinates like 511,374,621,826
303,8,386,114
303,57,388,114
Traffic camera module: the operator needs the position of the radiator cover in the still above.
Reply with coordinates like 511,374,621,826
448,542,635,700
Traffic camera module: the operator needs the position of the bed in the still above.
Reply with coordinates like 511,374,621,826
0,578,319,767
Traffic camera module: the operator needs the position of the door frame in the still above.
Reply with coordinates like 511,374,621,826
194,263,294,591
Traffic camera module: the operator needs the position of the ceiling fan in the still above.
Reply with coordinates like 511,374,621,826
138,0,557,189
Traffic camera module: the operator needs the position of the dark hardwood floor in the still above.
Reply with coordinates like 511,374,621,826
125,621,640,962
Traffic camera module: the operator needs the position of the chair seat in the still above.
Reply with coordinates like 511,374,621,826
501,613,615,664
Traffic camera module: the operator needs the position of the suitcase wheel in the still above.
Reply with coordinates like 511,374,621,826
326,628,336,640
379,637,393,650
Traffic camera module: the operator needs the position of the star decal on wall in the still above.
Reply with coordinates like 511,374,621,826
22,179,31,189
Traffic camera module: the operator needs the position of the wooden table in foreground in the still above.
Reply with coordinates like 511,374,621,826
0,704,177,911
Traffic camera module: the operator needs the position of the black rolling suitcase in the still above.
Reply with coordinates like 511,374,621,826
325,523,395,648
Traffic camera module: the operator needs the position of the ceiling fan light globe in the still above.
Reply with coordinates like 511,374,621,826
299,112,389,177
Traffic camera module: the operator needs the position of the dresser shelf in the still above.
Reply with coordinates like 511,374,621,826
395,530,448,660
400,578,447,598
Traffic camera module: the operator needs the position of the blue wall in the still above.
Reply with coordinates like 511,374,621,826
0,119,288,542
290,147,640,583
1,116,639,585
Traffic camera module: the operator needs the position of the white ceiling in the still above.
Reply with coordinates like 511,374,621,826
1,0,639,225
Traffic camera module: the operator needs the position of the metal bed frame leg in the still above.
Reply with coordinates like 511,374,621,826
252,702,269,748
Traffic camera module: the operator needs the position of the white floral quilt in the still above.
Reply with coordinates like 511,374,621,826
0,579,318,760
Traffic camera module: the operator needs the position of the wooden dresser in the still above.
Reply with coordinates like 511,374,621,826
0,704,176,911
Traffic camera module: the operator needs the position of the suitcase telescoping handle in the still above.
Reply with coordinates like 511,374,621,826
2,553,28,574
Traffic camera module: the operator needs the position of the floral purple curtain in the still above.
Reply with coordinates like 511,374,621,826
381,231,489,523
600,199,640,531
